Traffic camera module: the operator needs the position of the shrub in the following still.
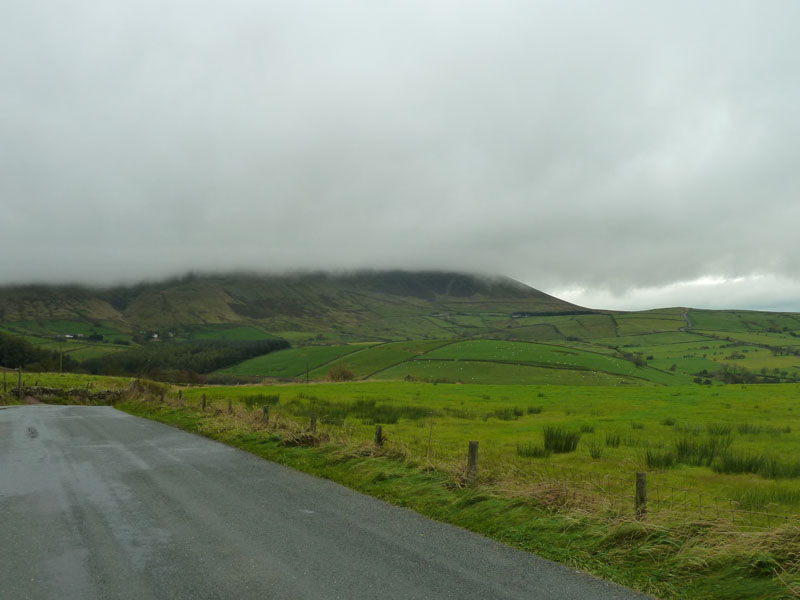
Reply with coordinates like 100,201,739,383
543,427,581,453
327,364,354,382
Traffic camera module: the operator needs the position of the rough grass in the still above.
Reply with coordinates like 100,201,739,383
116,397,800,600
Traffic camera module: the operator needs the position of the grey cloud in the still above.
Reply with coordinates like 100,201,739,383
2,1,800,309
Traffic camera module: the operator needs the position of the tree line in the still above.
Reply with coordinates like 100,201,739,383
0,332,79,372
81,338,289,380
0,331,288,382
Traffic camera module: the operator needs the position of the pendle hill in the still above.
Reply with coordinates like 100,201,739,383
1,270,798,386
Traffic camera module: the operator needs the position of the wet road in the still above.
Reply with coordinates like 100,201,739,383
0,405,650,599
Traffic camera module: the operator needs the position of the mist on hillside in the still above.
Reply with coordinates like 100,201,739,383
2,1,799,311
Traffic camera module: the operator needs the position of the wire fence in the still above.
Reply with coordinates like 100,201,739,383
160,390,800,532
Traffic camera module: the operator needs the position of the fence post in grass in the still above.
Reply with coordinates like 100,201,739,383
310,412,317,434
635,472,647,518
18,367,22,399
160,390,165,403
375,424,383,448
262,405,269,424
228,398,232,414
3,371,6,392
467,441,479,483
202,394,206,411
178,389,182,406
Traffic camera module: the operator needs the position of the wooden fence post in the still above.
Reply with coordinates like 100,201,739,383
310,412,317,434
178,389,182,405
18,367,22,399
375,425,383,447
160,390,165,403
467,441,479,482
228,398,232,413
262,405,269,424
3,371,6,392
202,394,206,411
636,472,647,518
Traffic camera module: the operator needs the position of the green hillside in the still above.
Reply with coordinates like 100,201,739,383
0,271,584,343
4,272,800,387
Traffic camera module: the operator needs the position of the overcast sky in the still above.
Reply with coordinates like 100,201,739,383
2,1,799,311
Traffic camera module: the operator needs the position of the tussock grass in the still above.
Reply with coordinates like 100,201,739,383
643,448,676,469
605,432,621,448
485,406,524,421
737,423,792,435
713,452,800,479
283,396,435,425
241,393,280,409
589,441,604,459
543,427,581,453
674,435,732,467
516,442,551,458
706,423,733,436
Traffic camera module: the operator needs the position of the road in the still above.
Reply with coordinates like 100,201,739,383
0,405,650,599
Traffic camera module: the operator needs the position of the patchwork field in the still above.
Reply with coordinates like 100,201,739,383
307,339,454,379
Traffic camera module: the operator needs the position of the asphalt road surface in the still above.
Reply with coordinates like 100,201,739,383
0,405,651,599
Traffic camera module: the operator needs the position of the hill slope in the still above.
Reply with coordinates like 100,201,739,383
0,271,586,343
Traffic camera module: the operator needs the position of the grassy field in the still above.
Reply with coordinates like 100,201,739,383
216,344,374,378
0,371,133,393
375,360,640,385
179,380,800,516
178,324,277,341
111,378,800,599
307,339,455,379
5,318,132,341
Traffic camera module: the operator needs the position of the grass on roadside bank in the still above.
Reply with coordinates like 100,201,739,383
116,397,800,600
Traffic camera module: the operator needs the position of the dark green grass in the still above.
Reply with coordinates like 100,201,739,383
181,324,277,341
218,344,367,378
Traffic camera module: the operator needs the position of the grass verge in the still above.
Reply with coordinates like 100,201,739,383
116,398,800,599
